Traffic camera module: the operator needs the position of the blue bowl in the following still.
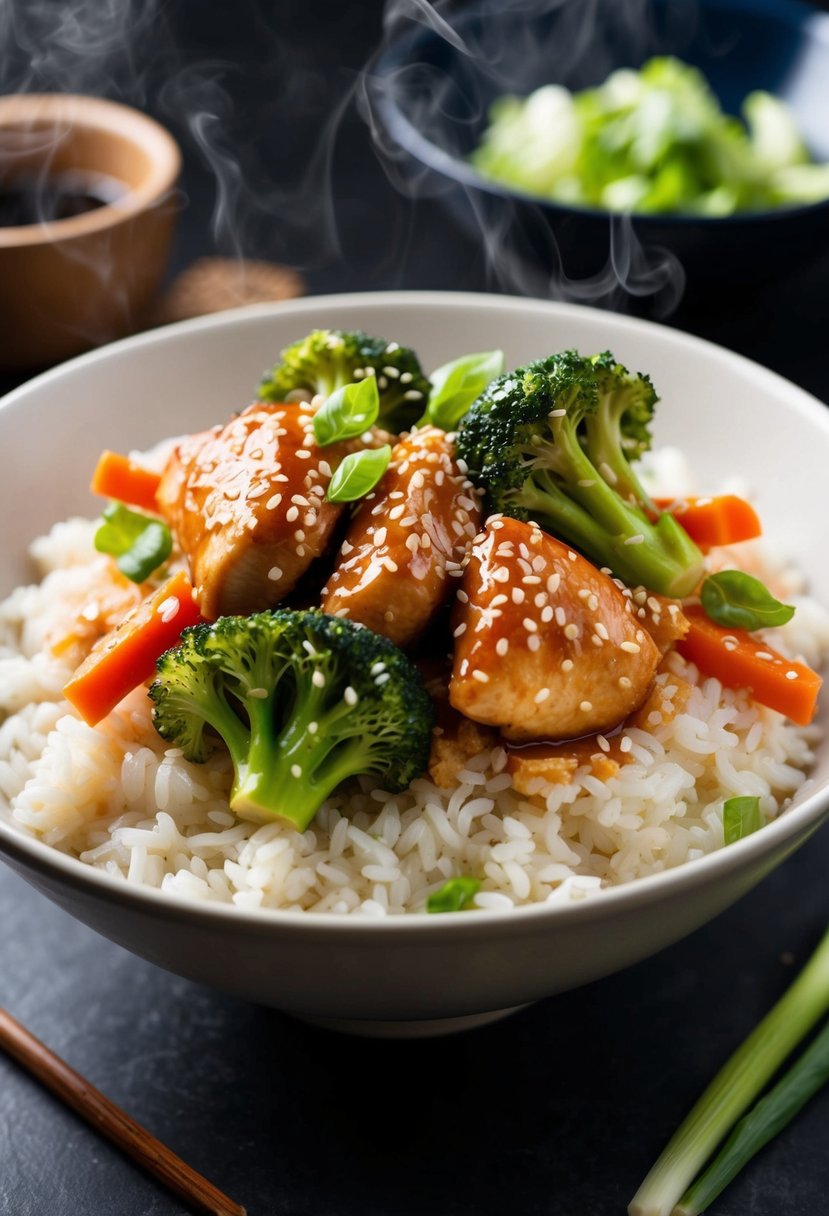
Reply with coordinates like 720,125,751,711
365,0,829,313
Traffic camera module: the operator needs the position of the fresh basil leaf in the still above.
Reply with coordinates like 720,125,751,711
313,376,379,446
427,876,481,914
701,571,796,631
425,350,504,430
327,445,391,504
723,795,764,845
94,502,172,583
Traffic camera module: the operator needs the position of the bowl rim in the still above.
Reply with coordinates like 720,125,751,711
1,288,828,938
0,93,181,248
366,0,829,226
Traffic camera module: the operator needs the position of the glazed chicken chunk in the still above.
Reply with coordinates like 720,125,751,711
157,401,374,619
449,517,661,741
321,425,483,647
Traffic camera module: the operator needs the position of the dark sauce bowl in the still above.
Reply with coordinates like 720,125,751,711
365,0,829,315
0,94,180,371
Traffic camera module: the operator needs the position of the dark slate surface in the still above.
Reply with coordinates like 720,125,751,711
2,3,829,1214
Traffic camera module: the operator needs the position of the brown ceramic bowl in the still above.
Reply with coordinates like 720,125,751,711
0,94,180,371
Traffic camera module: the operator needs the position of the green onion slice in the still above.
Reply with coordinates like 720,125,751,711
313,376,379,446
423,350,504,430
426,876,481,913
700,571,795,631
722,796,764,845
629,926,829,1216
327,445,391,503
94,502,172,584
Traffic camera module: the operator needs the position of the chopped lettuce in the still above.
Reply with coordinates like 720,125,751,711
470,57,829,215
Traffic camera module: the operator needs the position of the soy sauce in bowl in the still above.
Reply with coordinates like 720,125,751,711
0,170,126,228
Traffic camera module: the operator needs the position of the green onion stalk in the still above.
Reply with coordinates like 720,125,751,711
628,925,829,1216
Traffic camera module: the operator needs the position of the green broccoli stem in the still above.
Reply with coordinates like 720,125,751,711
228,676,372,829
520,468,703,598
584,399,656,510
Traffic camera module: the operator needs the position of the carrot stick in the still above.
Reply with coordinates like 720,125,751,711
678,604,822,726
653,495,761,550
63,571,202,726
91,451,162,514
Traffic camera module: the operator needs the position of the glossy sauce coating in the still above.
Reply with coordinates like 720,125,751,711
321,425,483,647
449,516,662,741
157,402,369,619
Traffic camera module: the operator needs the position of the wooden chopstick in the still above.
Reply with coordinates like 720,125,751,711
0,1007,246,1216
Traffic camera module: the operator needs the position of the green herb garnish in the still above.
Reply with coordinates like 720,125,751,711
423,350,504,430
327,445,391,503
94,502,172,584
426,876,481,913
701,571,795,631
313,377,379,447
722,795,764,845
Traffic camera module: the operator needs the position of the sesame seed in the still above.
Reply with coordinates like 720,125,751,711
248,688,268,699
382,557,398,573
399,370,412,383
620,736,632,753
580,700,593,712
296,449,311,459
375,672,391,686
404,389,423,401
547,573,561,594
540,606,554,623
578,479,596,488
578,588,591,601
597,735,610,753
564,623,579,640
374,527,387,546
648,711,663,726
588,595,599,612
786,670,799,680
389,504,405,520
266,493,282,510
523,618,538,632
290,764,302,778
619,676,632,689
550,408,567,417
312,671,326,688
308,721,319,734
512,587,525,604
472,669,490,683
496,638,509,657
453,623,467,637
724,640,738,651
158,596,180,623
460,659,469,676
286,506,299,522
371,661,386,676
624,534,645,546
344,686,358,706
527,634,541,652
555,607,567,627
405,534,419,553
599,462,618,486
620,640,640,654
568,551,577,562
561,658,574,671
595,622,610,641
755,651,774,661
534,687,550,704
383,610,395,623
493,568,510,583
294,530,305,542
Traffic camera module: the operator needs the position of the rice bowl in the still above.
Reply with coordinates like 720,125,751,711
0,292,827,1032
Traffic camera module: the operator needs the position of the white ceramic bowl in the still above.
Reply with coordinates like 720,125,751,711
1,291,827,1037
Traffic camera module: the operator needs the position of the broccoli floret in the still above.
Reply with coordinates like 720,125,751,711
257,329,431,434
149,609,434,830
456,350,704,597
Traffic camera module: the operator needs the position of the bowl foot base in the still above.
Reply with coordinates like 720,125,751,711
292,1003,531,1038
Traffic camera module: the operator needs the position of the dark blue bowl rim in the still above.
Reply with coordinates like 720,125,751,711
367,0,829,226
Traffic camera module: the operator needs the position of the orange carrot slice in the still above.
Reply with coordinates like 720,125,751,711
63,571,201,726
678,604,822,726
653,495,761,550
90,451,162,514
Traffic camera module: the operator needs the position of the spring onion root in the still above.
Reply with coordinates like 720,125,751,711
628,926,829,1216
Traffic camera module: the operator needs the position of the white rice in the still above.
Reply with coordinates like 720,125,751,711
1,456,827,916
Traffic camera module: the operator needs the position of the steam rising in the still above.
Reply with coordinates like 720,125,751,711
362,0,689,316
2,0,690,318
